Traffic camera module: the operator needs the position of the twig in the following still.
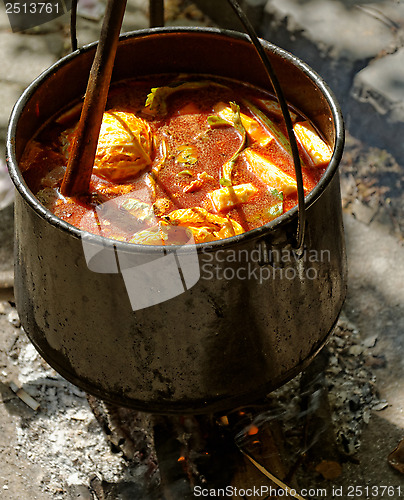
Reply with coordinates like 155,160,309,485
240,449,306,500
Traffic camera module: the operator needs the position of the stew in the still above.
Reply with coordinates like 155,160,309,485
20,75,332,245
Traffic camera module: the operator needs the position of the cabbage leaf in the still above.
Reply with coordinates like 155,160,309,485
145,80,229,116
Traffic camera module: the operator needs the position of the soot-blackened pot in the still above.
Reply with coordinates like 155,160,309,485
7,28,346,414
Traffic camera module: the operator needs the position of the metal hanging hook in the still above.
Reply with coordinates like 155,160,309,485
150,0,165,28
70,0,78,51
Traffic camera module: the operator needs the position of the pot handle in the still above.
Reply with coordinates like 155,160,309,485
226,0,306,253
144,0,307,252
70,0,78,52
69,0,306,251
149,0,165,27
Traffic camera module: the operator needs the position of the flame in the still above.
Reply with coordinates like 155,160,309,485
220,416,229,426
248,425,259,436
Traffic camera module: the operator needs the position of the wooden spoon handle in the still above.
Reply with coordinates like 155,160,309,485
61,0,127,197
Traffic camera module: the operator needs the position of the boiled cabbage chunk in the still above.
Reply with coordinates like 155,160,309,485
166,207,244,243
293,121,332,167
243,149,297,196
93,111,153,182
208,183,258,212
212,102,272,146
145,81,230,116
129,207,244,245
129,221,190,245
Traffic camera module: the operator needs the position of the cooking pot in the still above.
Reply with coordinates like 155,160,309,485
7,28,346,414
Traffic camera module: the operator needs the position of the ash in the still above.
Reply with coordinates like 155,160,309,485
270,314,385,459
8,313,383,497
325,316,385,454
12,332,154,499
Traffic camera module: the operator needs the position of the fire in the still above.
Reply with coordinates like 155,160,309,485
247,425,259,436
219,416,229,426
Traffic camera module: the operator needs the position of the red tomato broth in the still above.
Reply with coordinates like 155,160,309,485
20,75,330,244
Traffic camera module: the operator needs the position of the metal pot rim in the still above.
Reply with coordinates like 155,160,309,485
7,26,345,254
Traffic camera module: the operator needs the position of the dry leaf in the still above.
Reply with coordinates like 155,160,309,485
388,438,404,474
315,460,343,480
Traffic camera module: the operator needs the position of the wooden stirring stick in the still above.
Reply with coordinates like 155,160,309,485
61,0,127,197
